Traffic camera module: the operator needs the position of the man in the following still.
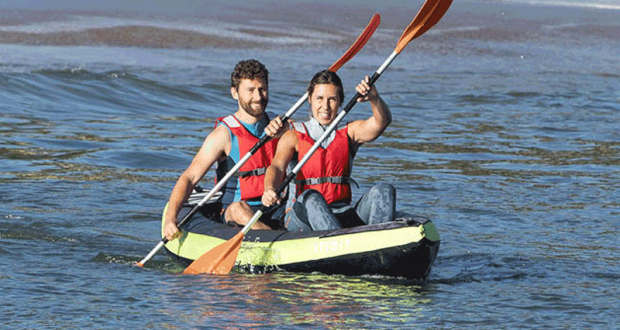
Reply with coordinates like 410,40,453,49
262,70,395,231
163,59,285,240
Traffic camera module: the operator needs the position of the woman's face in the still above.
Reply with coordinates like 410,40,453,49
308,83,341,126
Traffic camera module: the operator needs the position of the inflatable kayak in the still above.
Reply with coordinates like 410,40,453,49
163,190,440,281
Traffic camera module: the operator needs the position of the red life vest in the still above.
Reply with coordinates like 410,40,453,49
215,115,278,202
294,122,352,205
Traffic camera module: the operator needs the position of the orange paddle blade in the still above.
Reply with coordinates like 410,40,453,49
182,231,244,275
395,0,452,53
328,13,381,72
413,0,453,40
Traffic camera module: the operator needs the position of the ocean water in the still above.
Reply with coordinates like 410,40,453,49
1,0,619,329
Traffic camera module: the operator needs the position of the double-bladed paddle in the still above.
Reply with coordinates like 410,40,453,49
183,0,453,275
135,14,381,268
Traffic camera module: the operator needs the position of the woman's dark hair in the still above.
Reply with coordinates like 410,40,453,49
307,70,344,103
231,59,269,90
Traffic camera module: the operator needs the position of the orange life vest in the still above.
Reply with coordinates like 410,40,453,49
215,115,278,204
294,122,352,205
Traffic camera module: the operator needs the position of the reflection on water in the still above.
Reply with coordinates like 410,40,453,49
160,273,431,328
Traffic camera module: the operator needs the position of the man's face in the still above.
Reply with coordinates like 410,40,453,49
232,78,269,118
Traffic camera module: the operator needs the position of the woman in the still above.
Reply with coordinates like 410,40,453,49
262,70,396,231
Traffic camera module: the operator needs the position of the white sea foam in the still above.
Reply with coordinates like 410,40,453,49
0,15,343,45
490,0,620,10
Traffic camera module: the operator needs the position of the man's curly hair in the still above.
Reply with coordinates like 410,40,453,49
231,59,269,90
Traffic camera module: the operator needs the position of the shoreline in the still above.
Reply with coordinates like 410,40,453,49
0,1,618,49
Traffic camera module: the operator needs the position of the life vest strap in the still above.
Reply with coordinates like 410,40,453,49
235,167,267,178
295,176,359,188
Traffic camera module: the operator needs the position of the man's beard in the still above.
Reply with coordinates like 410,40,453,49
240,98,268,118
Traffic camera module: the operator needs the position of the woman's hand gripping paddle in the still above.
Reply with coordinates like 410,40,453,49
183,0,453,275
135,14,380,268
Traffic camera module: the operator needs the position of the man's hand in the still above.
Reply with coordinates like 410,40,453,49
264,116,288,137
163,218,181,241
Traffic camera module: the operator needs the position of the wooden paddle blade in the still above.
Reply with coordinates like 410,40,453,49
395,0,452,53
328,13,381,72
182,231,245,275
